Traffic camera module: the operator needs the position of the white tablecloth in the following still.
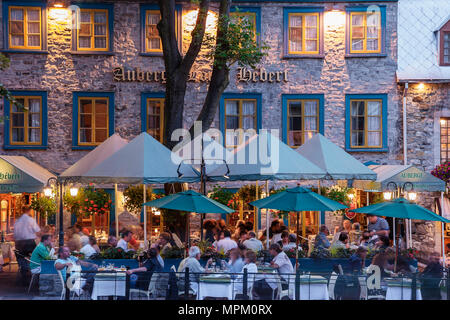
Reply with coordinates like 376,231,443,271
386,286,422,300
91,272,127,300
198,280,233,300
296,276,329,300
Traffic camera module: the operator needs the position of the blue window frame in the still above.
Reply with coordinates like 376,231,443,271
283,7,324,58
282,94,324,147
72,92,115,150
3,90,48,149
230,6,261,45
70,2,114,54
345,94,388,152
345,5,387,57
140,4,181,56
2,1,47,53
141,92,165,143
219,93,262,148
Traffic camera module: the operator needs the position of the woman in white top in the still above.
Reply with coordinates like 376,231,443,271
234,250,258,297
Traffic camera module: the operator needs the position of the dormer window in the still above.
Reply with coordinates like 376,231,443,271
437,19,450,66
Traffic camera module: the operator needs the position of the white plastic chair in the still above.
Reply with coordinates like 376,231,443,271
57,268,85,300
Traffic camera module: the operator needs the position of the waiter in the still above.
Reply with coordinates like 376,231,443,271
14,206,41,285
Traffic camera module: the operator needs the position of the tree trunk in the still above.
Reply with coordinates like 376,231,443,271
189,0,231,137
158,0,211,149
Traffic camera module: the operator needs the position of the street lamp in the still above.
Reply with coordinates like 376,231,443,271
383,191,392,200
408,192,417,201
45,176,79,247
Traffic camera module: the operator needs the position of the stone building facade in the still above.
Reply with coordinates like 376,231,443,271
0,0,400,172
3,0,447,258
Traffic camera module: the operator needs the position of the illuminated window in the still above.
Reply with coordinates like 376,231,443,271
8,6,42,50
146,98,164,142
140,4,181,55
288,13,319,54
77,9,109,51
73,92,114,149
4,91,48,149
78,98,109,145
438,19,450,66
145,11,161,52
350,12,381,53
350,99,382,148
224,99,257,147
286,100,319,147
9,96,42,145
440,118,450,163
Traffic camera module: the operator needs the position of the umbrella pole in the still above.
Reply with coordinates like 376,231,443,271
114,184,119,238
143,184,147,249
442,192,446,268
187,212,190,248
296,212,300,270
394,219,400,273
266,180,269,250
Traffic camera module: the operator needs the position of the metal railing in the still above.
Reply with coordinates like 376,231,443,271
60,268,450,301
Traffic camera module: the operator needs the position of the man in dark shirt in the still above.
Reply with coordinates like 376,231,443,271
420,252,443,300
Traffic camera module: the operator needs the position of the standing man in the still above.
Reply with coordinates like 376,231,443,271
367,214,390,238
14,206,40,285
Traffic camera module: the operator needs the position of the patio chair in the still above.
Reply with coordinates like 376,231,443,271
129,280,151,300
57,268,86,300
274,275,290,300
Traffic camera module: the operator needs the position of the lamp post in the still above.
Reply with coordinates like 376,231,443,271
44,177,79,248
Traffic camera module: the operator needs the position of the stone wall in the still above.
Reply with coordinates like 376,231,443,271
0,0,399,173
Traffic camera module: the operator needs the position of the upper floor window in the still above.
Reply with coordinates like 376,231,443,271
346,6,386,56
283,8,324,57
230,7,261,43
220,94,261,148
345,94,388,152
78,9,108,51
437,19,450,66
440,118,450,163
73,92,115,149
140,4,181,56
141,93,165,143
443,32,450,65
71,4,113,53
145,10,162,52
2,3,47,52
3,91,48,149
282,94,324,148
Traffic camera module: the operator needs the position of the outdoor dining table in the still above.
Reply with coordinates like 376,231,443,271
385,278,422,300
91,269,128,300
296,275,329,300
197,273,234,300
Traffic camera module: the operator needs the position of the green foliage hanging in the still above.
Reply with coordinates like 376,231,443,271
123,185,164,214
30,196,57,218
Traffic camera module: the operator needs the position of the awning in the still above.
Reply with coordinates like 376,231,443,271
295,133,377,180
0,156,55,193
353,164,446,192
60,133,128,180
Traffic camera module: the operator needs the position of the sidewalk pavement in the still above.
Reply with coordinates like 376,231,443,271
0,265,58,300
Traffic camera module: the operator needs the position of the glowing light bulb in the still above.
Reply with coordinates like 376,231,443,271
383,192,392,201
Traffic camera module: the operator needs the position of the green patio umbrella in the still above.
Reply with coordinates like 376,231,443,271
250,186,348,268
350,198,450,272
143,190,234,246
349,198,450,222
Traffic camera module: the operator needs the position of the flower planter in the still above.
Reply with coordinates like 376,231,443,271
40,259,139,274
